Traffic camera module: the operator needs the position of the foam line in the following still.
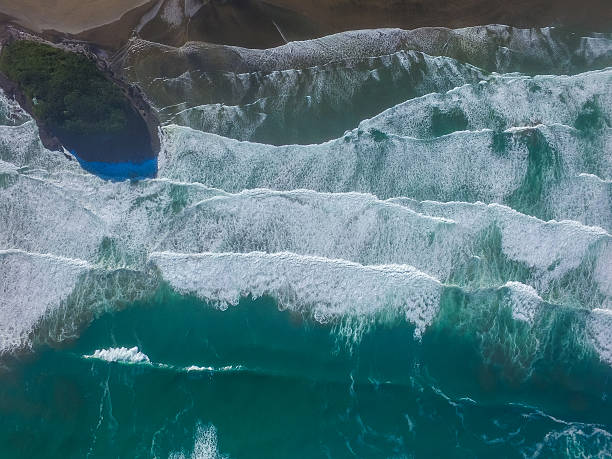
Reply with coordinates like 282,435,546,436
120,26,612,77
150,251,443,338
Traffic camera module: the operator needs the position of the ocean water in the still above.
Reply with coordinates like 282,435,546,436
1,26,612,458
72,154,158,181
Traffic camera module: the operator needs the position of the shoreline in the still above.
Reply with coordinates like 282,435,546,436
0,24,160,162
1,0,610,53
0,0,152,35
0,69,64,152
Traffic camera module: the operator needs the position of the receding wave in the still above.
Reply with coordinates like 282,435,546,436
158,51,487,145
166,67,612,145
118,26,612,79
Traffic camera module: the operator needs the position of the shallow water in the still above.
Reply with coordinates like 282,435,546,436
1,25,612,458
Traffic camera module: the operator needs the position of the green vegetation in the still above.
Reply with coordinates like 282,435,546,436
0,40,130,136
0,40,154,164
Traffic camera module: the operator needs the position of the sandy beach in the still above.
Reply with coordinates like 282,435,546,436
0,0,152,34
0,0,610,50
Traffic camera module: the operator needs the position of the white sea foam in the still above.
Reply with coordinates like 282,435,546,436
85,346,151,364
150,251,443,338
588,309,612,365
148,251,611,364
532,424,612,458
158,123,611,211
543,174,612,231
1,172,609,360
81,344,249,375
0,170,223,265
0,121,69,171
82,348,246,374
185,365,210,372
0,249,90,352
503,282,544,323
0,96,607,342
156,189,610,307
390,200,611,295
0,90,30,126
169,423,227,459
364,68,612,139
0,173,107,261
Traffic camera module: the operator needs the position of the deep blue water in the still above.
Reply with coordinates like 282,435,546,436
73,152,157,181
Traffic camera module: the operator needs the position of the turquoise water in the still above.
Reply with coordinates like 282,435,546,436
2,288,612,457
1,25,612,458
72,153,157,181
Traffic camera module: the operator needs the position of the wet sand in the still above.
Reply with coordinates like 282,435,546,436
264,0,612,33
0,0,610,51
0,0,152,34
